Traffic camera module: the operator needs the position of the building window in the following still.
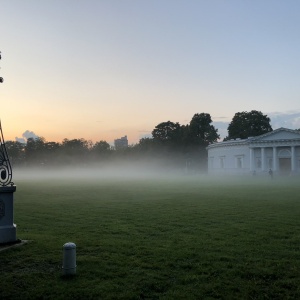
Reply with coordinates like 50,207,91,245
209,157,214,169
237,158,242,168
219,156,225,169
236,156,243,169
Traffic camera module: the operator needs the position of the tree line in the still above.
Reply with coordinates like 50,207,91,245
5,110,273,171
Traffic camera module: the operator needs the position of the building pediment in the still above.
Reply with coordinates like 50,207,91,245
251,128,300,142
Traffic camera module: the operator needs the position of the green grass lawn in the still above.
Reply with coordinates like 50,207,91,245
1,174,300,299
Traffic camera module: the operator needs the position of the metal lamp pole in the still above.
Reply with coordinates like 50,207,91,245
0,51,3,83
0,51,18,245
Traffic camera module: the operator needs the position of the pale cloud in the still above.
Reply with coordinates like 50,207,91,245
15,130,39,143
15,137,26,143
268,111,300,129
212,121,229,140
138,133,152,140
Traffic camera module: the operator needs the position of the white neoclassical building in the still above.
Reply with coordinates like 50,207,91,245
207,128,300,175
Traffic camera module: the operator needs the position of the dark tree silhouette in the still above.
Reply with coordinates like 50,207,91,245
152,121,181,142
225,110,272,140
189,113,219,146
92,140,111,153
5,141,25,166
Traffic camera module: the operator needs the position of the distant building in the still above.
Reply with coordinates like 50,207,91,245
114,135,128,150
207,128,300,175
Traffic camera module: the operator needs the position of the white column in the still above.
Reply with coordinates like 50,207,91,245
261,147,265,171
249,148,254,172
273,147,277,171
291,146,296,171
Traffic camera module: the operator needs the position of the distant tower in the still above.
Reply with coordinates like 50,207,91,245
114,135,128,150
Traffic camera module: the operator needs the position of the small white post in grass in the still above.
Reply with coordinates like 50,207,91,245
62,242,76,276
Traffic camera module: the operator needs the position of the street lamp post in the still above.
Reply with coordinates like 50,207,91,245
0,51,18,245
0,51,3,83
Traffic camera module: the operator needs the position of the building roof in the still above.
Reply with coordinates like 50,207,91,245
207,128,300,149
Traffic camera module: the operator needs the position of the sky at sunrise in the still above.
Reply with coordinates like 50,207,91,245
1,0,300,144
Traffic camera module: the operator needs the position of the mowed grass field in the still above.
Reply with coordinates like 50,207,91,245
1,174,300,299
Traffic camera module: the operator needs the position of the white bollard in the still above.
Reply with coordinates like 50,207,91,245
62,242,76,276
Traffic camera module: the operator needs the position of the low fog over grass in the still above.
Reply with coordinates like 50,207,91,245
14,162,191,182
12,159,296,184
5,131,300,299
2,172,300,299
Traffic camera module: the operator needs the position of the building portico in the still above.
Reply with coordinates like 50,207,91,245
250,145,298,173
207,128,300,175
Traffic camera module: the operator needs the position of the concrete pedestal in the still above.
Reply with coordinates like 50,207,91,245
0,185,17,244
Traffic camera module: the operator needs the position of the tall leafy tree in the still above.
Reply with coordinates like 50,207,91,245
225,110,272,140
137,137,155,151
90,140,111,162
152,121,181,142
92,140,111,153
44,141,60,153
60,138,91,165
5,141,25,166
61,138,91,155
189,113,219,146
183,113,219,171
43,141,61,165
25,137,46,165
